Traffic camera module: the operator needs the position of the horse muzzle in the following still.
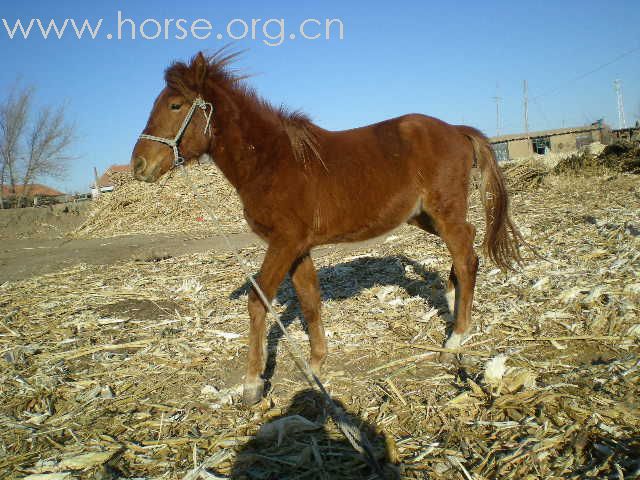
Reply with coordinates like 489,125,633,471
132,156,161,183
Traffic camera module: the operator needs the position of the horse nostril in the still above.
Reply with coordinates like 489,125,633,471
133,156,147,174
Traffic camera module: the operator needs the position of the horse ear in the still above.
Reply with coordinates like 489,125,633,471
194,51,206,66
193,51,208,92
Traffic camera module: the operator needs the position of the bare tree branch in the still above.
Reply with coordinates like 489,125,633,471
20,104,76,200
0,80,76,207
0,83,32,207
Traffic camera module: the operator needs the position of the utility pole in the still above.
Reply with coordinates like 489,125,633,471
93,167,101,199
491,96,502,137
614,79,627,129
523,80,529,138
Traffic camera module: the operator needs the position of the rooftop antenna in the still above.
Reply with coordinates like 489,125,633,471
614,79,627,129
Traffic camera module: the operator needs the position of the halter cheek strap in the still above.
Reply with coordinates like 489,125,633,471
139,96,214,167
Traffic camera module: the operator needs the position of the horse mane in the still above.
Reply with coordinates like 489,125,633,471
164,49,324,169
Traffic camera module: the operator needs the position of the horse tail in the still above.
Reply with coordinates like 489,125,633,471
459,126,524,270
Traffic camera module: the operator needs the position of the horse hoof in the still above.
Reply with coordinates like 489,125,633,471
242,381,264,407
310,361,324,378
440,332,466,365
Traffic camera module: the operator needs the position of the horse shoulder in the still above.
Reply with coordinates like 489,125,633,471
239,163,317,243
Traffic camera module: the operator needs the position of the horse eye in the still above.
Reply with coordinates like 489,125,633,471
170,103,182,111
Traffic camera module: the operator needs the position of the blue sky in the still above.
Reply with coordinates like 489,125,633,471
1,0,639,193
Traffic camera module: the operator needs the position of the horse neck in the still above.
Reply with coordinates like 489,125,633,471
208,90,285,191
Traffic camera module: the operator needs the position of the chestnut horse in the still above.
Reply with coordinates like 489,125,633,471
131,51,523,406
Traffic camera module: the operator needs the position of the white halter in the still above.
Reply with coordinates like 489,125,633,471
139,96,214,167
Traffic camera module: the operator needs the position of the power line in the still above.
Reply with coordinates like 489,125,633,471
523,44,638,132
488,43,637,135
533,44,640,101
531,96,551,130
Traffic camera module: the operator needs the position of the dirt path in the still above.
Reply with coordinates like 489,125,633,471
0,233,260,282
0,232,389,283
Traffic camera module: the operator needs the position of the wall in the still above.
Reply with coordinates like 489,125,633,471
612,127,640,142
550,132,580,152
507,139,531,159
504,128,605,160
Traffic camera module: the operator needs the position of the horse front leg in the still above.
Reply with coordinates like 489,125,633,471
290,253,326,375
244,242,301,406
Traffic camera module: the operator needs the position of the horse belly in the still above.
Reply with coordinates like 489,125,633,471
323,191,421,244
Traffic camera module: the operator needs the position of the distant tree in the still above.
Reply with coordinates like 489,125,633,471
0,81,75,208
0,83,31,208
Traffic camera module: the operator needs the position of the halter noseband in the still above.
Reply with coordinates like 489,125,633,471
139,96,214,167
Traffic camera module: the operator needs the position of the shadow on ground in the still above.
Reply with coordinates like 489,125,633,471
230,255,450,388
222,389,400,479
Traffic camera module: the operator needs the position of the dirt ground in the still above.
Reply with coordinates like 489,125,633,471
0,202,254,282
0,192,390,283
0,202,91,241
0,233,262,283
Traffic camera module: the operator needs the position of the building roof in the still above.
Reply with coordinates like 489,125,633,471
612,125,640,133
2,184,65,197
490,125,603,144
97,164,130,188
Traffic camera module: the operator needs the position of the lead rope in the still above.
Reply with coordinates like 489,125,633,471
178,164,387,479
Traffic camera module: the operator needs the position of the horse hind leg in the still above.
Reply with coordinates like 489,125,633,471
409,211,456,316
409,205,479,362
445,264,457,321
438,221,479,362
